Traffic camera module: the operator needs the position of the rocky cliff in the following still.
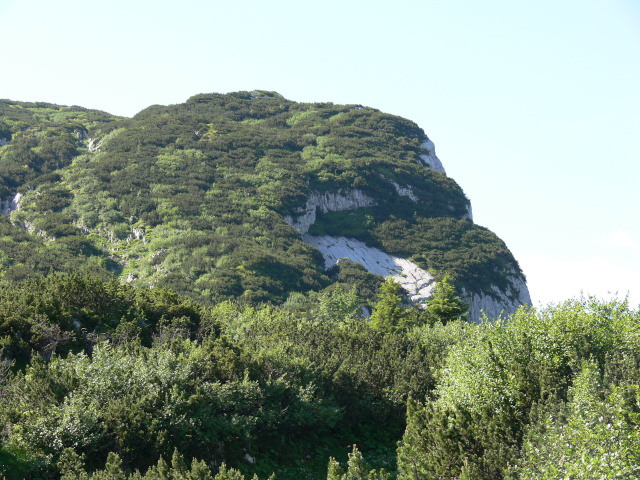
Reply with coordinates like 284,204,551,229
284,190,377,235
284,139,530,322
462,274,532,322
0,193,22,217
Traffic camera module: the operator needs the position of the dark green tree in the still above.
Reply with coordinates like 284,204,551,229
426,275,469,324
369,277,410,333
327,446,390,480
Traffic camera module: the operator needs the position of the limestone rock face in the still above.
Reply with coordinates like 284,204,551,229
285,133,528,322
1,193,23,216
420,139,446,173
284,189,377,234
391,181,419,202
303,234,437,304
127,227,147,245
461,273,532,323
304,234,531,322
87,138,102,152
464,202,473,221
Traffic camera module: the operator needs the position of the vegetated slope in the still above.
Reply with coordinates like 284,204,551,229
0,273,450,479
1,274,638,480
0,91,527,315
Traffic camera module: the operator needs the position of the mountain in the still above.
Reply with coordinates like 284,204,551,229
0,91,530,321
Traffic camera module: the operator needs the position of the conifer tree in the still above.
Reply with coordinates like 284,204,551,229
369,277,409,333
426,275,469,324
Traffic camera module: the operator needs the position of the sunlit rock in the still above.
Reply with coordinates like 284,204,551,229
303,234,437,304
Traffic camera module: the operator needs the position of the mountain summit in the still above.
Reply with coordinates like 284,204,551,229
0,91,529,321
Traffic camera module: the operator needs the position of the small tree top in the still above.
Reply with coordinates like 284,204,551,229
426,275,469,324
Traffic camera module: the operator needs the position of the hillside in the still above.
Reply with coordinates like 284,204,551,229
0,275,637,480
1,96,638,479
0,91,529,320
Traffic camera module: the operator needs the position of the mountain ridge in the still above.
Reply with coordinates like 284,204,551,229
0,91,529,321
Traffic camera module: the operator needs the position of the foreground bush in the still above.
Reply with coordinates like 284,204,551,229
397,297,640,479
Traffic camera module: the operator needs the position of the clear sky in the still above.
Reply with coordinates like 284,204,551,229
1,0,638,308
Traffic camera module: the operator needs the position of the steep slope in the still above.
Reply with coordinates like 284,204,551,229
0,92,529,320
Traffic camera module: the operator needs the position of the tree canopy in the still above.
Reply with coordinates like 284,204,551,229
0,273,637,480
426,274,469,324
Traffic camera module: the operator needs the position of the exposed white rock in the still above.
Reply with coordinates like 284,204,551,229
73,220,91,234
74,129,88,140
420,139,446,173
1,193,23,216
10,193,22,212
106,230,121,244
303,234,437,304
283,138,526,322
151,249,167,259
20,219,52,240
463,202,473,221
87,138,102,152
126,272,138,283
127,227,147,245
302,235,530,322
284,189,376,234
391,181,419,202
461,274,531,323
0,138,7,146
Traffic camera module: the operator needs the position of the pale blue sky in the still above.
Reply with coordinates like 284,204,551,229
1,0,638,307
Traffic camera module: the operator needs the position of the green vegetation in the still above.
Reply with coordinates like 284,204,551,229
0,92,523,305
397,296,640,479
425,274,469,324
370,277,411,333
0,273,637,479
2,92,630,479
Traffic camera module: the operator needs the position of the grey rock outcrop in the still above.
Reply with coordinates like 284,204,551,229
1,193,23,216
391,181,419,202
87,138,103,152
127,227,147,245
286,132,527,321
284,189,376,234
74,130,88,140
420,139,446,173
284,131,527,322
305,234,531,321
461,273,531,323
464,202,473,221
304,234,437,303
